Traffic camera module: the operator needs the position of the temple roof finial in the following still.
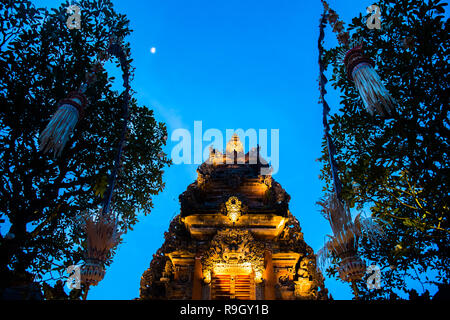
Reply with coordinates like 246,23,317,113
226,134,244,154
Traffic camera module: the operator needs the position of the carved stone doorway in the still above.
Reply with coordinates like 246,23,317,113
211,273,255,300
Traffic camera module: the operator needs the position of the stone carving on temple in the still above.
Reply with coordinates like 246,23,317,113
201,229,265,281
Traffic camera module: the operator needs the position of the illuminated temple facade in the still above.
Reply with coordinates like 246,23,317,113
139,135,328,300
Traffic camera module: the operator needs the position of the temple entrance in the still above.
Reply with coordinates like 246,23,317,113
210,262,256,300
211,273,254,300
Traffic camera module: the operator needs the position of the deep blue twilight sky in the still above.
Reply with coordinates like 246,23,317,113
34,0,437,299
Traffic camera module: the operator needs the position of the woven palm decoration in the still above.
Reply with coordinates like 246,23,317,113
343,45,395,116
39,91,87,156
81,212,122,286
322,0,395,116
79,37,131,299
316,193,379,282
39,57,104,156
317,7,384,287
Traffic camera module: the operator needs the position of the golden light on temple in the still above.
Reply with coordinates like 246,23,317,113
226,133,244,154
140,134,328,300
213,262,252,275
277,218,286,229
254,270,263,284
226,196,242,223
203,270,211,284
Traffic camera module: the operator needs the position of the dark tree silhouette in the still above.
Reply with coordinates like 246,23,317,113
0,0,170,298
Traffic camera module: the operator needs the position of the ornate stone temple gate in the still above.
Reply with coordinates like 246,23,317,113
140,135,328,300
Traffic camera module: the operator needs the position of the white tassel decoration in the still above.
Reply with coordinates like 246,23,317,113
351,63,395,116
39,92,86,156
344,46,395,117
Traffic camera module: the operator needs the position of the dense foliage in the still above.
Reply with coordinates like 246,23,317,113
0,0,170,297
319,0,449,299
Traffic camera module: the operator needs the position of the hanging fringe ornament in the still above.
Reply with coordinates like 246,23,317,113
81,212,122,286
39,55,107,157
321,0,395,117
317,4,385,288
344,46,395,116
39,91,87,156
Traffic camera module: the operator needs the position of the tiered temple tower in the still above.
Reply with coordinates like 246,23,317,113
139,135,328,300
